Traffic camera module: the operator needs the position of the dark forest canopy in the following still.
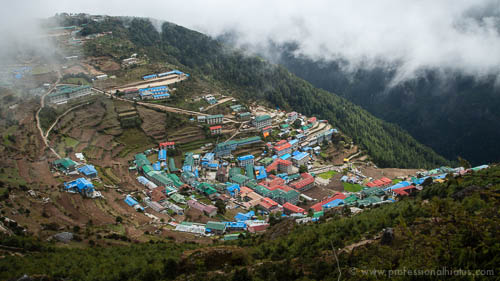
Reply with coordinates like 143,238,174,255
262,42,500,166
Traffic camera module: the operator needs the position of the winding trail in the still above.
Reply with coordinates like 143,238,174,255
35,72,61,158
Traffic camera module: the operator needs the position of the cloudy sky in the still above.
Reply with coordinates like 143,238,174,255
3,0,500,80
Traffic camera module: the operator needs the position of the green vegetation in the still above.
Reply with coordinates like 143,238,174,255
116,128,155,157
82,17,449,169
275,44,500,165
0,166,27,188
342,182,363,192
318,170,336,179
38,106,58,132
2,166,499,280
63,136,79,148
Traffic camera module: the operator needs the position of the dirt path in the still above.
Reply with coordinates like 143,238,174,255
35,71,61,158
340,233,382,254
93,87,240,123
45,102,90,140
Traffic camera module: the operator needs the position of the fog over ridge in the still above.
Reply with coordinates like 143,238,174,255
3,0,500,82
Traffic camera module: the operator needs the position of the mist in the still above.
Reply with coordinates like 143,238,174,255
5,0,500,82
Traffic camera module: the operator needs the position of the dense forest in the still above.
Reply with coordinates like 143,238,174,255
1,165,499,280
263,42,500,166
80,17,451,169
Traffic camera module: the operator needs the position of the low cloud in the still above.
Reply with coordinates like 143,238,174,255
5,0,500,81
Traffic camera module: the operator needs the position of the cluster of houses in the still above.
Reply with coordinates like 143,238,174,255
52,157,101,198
120,107,345,237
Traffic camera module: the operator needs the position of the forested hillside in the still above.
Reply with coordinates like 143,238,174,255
2,165,499,280
82,17,450,169
268,43,500,166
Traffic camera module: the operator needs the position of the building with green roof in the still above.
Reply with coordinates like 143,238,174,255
135,153,151,170
344,194,359,205
168,158,178,172
205,221,226,235
166,173,183,188
360,187,385,198
206,114,224,125
313,211,324,218
48,85,91,104
231,174,251,186
259,157,274,166
214,136,262,157
170,193,186,204
196,182,217,196
52,158,77,172
245,164,255,180
357,196,382,207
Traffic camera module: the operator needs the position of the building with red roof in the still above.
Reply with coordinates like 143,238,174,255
310,193,347,212
209,125,222,135
248,223,269,233
392,185,417,197
380,177,392,185
266,159,292,174
290,173,315,192
308,117,317,124
159,141,175,149
366,182,376,188
258,197,279,212
273,142,292,157
283,202,305,214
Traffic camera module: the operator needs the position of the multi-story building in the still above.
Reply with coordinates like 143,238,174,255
273,142,292,157
210,125,222,135
252,115,272,129
237,154,255,167
47,85,92,104
292,152,310,167
206,114,224,125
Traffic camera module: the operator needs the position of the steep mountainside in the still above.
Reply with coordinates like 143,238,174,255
269,43,500,166
82,17,450,169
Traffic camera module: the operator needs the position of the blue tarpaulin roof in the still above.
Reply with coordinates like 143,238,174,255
78,165,97,176
125,195,139,207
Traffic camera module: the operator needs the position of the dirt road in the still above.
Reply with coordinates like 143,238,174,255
36,71,62,158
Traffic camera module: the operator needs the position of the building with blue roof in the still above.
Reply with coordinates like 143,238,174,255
202,153,215,166
153,162,162,171
237,154,255,167
292,152,310,167
322,199,344,209
288,139,299,150
255,166,267,180
158,149,167,161
234,211,255,221
226,183,240,197
78,165,97,178
280,153,291,160
64,178,95,197
384,181,411,191
142,74,157,80
225,221,246,230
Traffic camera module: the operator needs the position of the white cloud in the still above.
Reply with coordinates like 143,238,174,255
3,0,500,80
